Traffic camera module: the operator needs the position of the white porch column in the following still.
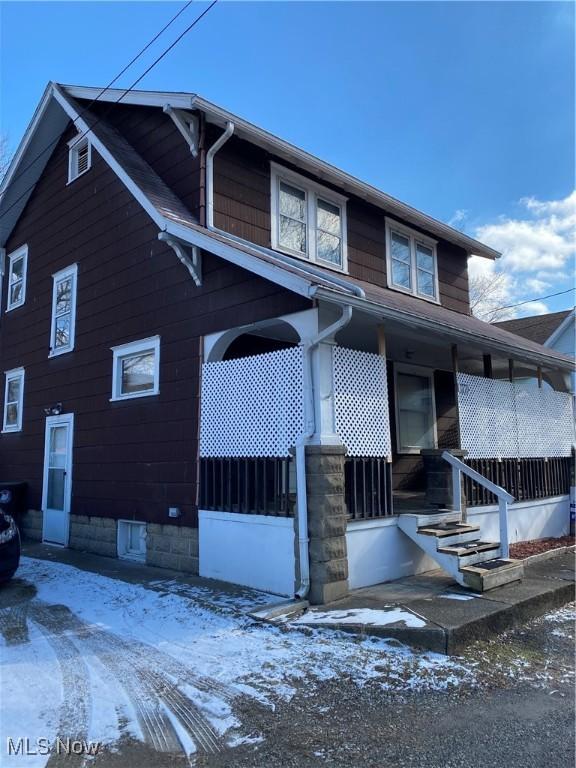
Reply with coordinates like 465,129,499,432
308,340,342,446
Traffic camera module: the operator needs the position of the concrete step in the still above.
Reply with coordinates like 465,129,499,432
399,510,461,527
460,559,524,592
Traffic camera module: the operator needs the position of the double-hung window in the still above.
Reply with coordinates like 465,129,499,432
68,135,92,183
271,164,347,270
3,368,24,433
111,336,160,401
6,245,28,311
386,219,439,302
50,265,78,356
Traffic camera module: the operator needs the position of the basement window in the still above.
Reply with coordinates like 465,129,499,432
117,520,147,562
68,135,92,183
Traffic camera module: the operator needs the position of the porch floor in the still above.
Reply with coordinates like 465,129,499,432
299,550,575,654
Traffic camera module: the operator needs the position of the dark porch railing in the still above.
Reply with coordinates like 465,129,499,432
199,457,294,516
463,457,572,507
345,457,393,520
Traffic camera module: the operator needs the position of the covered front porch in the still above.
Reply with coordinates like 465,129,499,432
196,303,574,602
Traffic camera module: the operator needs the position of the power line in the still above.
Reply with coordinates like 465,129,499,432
493,288,575,313
0,0,218,224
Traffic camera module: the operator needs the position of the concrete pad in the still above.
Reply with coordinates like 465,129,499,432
526,553,575,583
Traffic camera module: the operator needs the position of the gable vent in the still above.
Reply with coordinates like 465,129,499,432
68,136,92,183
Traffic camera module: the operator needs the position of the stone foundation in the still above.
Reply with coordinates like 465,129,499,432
146,523,199,574
305,445,349,605
69,515,117,557
20,509,43,542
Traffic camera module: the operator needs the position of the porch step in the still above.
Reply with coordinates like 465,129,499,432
399,510,461,527
418,523,481,546
460,559,524,592
438,541,502,568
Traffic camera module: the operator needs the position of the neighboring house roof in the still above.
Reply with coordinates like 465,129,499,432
0,81,500,260
494,310,574,347
0,83,572,373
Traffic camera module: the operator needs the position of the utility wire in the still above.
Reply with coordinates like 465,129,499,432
492,288,575,313
0,0,218,223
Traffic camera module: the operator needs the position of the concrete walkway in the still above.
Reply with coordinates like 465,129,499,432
295,550,575,653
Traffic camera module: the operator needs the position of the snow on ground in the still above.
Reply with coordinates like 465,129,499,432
293,607,426,628
0,557,475,765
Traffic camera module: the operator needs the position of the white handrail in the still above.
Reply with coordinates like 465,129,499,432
441,451,514,559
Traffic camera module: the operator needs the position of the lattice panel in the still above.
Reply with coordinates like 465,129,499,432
333,346,391,457
457,373,575,458
200,347,305,457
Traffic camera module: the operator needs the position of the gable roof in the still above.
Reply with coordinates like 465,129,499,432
0,82,572,373
1,81,500,260
494,309,574,346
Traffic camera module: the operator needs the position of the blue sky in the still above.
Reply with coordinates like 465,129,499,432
1,1,574,318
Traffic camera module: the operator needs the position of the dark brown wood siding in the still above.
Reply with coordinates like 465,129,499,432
388,363,459,493
211,130,471,314
0,125,309,527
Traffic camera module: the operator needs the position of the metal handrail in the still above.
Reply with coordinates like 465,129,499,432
441,450,514,559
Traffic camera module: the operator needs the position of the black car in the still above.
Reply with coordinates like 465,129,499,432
0,510,20,583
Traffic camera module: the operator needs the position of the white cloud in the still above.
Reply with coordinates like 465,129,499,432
448,209,468,230
467,191,575,319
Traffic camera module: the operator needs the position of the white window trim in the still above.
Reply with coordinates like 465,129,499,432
111,336,160,402
117,519,147,562
49,264,78,358
385,218,440,304
270,162,348,272
2,367,25,433
6,245,28,312
67,134,92,184
394,363,438,455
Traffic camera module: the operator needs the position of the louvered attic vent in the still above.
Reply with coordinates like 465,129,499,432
68,135,92,183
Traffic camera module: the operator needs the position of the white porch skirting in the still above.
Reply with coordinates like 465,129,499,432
346,495,570,589
467,494,570,544
198,510,295,596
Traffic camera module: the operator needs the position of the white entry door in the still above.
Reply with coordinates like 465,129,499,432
42,413,74,546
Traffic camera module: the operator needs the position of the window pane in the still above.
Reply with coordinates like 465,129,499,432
47,468,65,510
397,373,434,450
317,199,341,236
56,278,72,314
390,232,411,263
279,182,306,221
417,270,435,297
54,315,71,349
279,216,307,253
121,352,155,394
11,257,23,282
391,259,411,289
416,244,434,272
317,231,342,265
7,379,20,404
5,403,18,426
10,282,22,306
50,426,68,468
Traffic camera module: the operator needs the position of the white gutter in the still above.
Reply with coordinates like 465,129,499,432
295,304,353,599
206,121,234,228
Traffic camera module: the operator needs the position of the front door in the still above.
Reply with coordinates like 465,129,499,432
42,413,74,546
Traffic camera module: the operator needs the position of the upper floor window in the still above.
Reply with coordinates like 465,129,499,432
6,245,28,311
271,163,348,271
50,264,78,357
385,218,439,302
68,135,92,183
111,336,160,401
3,368,24,433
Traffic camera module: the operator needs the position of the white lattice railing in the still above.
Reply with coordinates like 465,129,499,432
333,346,392,458
457,372,575,459
200,347,305,458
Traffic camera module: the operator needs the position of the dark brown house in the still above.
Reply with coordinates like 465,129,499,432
0,83,574,601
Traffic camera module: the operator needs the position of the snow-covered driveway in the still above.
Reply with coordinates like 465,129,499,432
0,557,474,766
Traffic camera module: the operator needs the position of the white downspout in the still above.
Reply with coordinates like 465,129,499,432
206,121,235,228
295,304,353,599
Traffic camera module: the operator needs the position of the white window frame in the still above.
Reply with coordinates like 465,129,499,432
117,520,147,562
111,336,160,402
67,134,92,183
270,162,348,272
6,245,28,311
2,367,25,433
394,363,438,455
385,218,440,304
49,264,78,357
